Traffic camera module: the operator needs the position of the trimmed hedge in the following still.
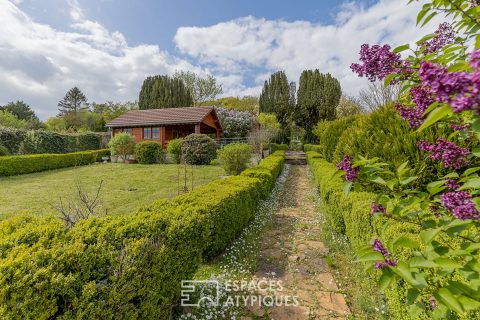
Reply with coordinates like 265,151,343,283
0,151,286,319
269,143,288,152
0,149,110,177
303,144,322,153
241,151,285,198
307,152,479,320
0,127,107,155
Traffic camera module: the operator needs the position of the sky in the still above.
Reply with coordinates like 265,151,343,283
0,0,444,119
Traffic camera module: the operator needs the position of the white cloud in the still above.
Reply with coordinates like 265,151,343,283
0,0,446,119
175,0,445,98
0,0,202,119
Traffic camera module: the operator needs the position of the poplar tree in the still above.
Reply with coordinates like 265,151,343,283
138,75,193,109
258,71,293,127
296,70,341,142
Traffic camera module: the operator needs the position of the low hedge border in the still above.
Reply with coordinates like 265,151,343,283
0,149,110,177
0,151,286,319
306,152,479,320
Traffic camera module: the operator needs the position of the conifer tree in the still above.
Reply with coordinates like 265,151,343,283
296,70,341,142
138,75,193,109
58,87,88,116
258,71,293,127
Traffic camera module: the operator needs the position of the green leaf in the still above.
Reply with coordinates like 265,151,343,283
436,288,464,314
459,178,480,190
421,12,437,27
393,44,410,53
343,180,353,196
434,258,462,270
416,33,436,44
392,262,422,287
378,271,394,291
463,167,480,176
427,180,446,195
400,176,417,185
410,256,437,268
392,235,420,251
420,228,442,245
384,73,397,86
472,147,480,157
416,7,429,26
356,251,384,263
418,105,452,131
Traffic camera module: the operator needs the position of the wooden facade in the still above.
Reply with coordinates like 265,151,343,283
106,106,222,148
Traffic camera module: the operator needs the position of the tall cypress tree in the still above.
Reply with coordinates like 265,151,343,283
259,71,293,127
296,70,341,142
138,75,193,109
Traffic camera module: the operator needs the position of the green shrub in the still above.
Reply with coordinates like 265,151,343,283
23,130,69,154
303,144,322,153
108,132,135,162
0,128,25,154
0,145,9,156
167,138,183,163
181,134,218,165
217,143,252,175
269,143,288,152
134,141,165,164
0,149,110,177
74,133,103,151
0,151,286,319
314,115,360,161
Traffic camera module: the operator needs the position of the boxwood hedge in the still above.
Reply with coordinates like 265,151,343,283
0,151,286,319
0,149,110,176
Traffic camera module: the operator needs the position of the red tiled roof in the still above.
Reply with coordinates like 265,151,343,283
105,106,216,128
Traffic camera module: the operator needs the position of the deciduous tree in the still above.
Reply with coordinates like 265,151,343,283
174,71,223,105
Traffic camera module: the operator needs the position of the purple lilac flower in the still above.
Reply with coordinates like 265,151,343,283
430,205,441,218
440,191,480,220
374,259,398,269
336,155,359,182
372,239,389,257
418,59,480,113
417,138,469,169
445,179,460,190
450,122,469,131
471,50,480,69
430,296,437,310
350,44,406,82
371,201,387,216
395,86,435,128
423,23,456,54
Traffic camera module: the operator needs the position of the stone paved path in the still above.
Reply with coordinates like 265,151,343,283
244,165,349,320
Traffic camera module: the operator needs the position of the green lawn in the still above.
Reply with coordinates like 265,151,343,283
0,163,224,220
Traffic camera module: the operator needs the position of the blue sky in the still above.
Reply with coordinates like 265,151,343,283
0,0,442,119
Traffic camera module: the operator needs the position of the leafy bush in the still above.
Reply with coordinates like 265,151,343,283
134,141,165,164
303,144,322,153
181,134,218,165
108,132,135,161
0,149,109,177
23,130,69,154
217,143,252,175
167,138,183,163
314,115,360,161
269,143,288,152
0,151,286,319
215,106,254,138
0,145,9,156
0,127,26,154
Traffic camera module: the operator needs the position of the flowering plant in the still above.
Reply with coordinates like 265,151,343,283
342,0,480,317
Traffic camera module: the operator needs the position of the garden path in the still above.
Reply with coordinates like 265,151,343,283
244,165,350,320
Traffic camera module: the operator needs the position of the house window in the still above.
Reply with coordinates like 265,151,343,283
143,127,152,139
123,128,132,135
152,127,160,139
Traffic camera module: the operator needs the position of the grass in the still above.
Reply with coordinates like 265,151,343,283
0,162,224,220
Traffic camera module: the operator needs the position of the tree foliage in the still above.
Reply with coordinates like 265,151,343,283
296,69,341,142
174,71,223,105
336,95,365,118
0,110,28,129
0,101,38,122
199,96,259,113
138,75,193,109
58,87,88,116
259,71,293,127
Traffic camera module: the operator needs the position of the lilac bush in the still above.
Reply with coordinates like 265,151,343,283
341,0,480,317
215,106,254,138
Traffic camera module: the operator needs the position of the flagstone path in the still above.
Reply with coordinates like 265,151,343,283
243,165,350,320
